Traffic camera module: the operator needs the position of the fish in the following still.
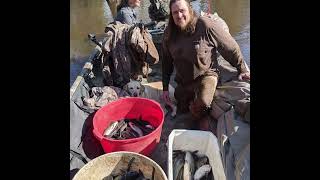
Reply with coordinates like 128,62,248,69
104,118,154,140
103,121,119,137
131,119,155,135
184,151,195,180
137,116,150,126
128,122,143,137
131,121,151,135
177,166,184,180
129,128,140,138
195,156,209,169
104,157,151,180
110,121,127,139
119,129,131,139
119,157,139,180
145,125,154,130
135,169,150,180
118,123,128,139
206,171,214,180
120,171,141,180
173,152,185,180
193,164,211,180
173,150,184,159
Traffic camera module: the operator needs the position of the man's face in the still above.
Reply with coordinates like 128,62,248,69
171,0,191,30
129,0,141,8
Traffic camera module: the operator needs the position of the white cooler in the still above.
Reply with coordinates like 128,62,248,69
167,129,226,180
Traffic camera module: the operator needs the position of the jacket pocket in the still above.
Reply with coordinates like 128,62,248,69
194,39,213,66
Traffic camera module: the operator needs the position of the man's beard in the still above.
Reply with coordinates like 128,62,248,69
178,16,195,34
179,21,190,31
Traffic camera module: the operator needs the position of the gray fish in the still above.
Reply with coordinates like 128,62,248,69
120,171,140,180
104,121,118,137
184,151,195,180
129,128,140,138
120,123,127,132
193,164,211,180
119,129,131,139
131,120,154,135
195,156,209,169
146,125,154,130
177,166,184,180
173,152,185,180
118,123,128,139
105,157,152,180
128,122,143,137
173,150,185,159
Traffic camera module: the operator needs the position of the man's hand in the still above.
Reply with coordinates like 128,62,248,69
238,72,250,81
162,91,172,105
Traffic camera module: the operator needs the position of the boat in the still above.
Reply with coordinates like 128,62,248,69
70,13,250,180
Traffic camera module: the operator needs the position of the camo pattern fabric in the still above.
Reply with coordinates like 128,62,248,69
82,86,130,110
148,0,169,21
128,25,159,80
101,22,159,88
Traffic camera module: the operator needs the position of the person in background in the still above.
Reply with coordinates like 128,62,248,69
114,0,141,25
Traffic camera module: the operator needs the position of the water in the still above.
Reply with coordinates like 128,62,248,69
70,0,250,86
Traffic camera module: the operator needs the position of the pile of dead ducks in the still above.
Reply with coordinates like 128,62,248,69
103,157,155,180
103,117,155,140
173,150,213,180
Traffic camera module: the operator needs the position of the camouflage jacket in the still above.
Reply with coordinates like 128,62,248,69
83,86,130,110
148,0,169,21
102,22,159,88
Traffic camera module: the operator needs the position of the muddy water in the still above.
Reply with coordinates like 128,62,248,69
70,0,250,86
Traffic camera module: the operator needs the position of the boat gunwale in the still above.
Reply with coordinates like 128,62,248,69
70,46,102,100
